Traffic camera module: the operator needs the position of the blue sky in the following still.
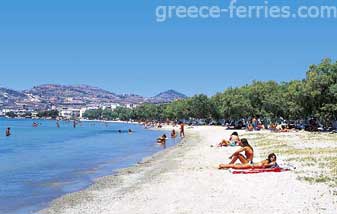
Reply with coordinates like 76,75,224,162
0,0,336,97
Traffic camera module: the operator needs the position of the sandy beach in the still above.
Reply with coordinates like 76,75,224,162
42,126,337,214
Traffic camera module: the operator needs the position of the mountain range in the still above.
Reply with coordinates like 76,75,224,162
0,84,188,110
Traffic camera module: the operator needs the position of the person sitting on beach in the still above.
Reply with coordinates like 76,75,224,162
278,125,289,132
218,131,240,147
269,123,277,132
157,134,167,144
247,123,254,131
171,129,177,138
219,153,279,170
225,138,254,166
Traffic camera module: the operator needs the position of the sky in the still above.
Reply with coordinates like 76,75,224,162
0,0,336,97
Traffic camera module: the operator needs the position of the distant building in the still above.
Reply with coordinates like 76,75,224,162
59,108,81,119
125,103,138,109
31,112,38,118
110,103,120,110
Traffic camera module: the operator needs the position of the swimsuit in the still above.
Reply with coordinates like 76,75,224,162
270,162,279,168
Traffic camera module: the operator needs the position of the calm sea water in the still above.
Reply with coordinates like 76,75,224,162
0,118,176,214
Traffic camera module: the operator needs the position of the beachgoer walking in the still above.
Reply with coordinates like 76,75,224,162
180,123,185,138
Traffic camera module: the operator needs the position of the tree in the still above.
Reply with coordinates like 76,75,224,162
37,110,59,119
6,111,17,118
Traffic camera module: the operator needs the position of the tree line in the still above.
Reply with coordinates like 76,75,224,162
83,59,337,126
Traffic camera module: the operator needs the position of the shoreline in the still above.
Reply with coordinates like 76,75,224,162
40,126,190,214
41,126,336,214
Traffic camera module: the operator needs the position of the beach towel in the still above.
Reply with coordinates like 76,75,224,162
229,167,291,174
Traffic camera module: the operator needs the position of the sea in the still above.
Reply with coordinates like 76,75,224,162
0,118,176,214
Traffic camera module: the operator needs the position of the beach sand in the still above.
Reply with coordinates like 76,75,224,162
42,126,337,214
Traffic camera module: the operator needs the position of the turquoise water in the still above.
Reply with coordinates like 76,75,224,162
0,118,176,214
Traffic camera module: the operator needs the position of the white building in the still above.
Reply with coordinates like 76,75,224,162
125,103,138,109
59,108,81,119
110,103,120,110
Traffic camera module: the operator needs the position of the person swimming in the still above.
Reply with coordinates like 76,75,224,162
219,153,279,170
157,134,167,144
128,129,133,133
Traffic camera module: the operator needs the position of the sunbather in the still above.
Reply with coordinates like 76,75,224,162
221,138,254,167
219,153,278,170
217,132,240,147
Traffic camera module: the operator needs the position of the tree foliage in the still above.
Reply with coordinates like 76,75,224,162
37,110,59,119
83,59,337,126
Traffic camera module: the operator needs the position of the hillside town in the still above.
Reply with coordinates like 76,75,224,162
0,84,187,120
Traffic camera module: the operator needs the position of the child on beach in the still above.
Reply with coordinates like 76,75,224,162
219,153,278,170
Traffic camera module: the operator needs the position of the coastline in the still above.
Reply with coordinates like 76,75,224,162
40,126,193,214
41,126,337,214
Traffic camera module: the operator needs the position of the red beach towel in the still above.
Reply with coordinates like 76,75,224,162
230,167,290,174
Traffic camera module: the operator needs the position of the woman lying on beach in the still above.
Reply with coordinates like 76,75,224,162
224,138,254,166
217,132,240,147
218,153,279,170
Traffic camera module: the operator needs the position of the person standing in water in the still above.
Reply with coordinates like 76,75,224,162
157,134,167,144
171,129,177,138
5,127,11,137
73,120,76,128
56,120,60,128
